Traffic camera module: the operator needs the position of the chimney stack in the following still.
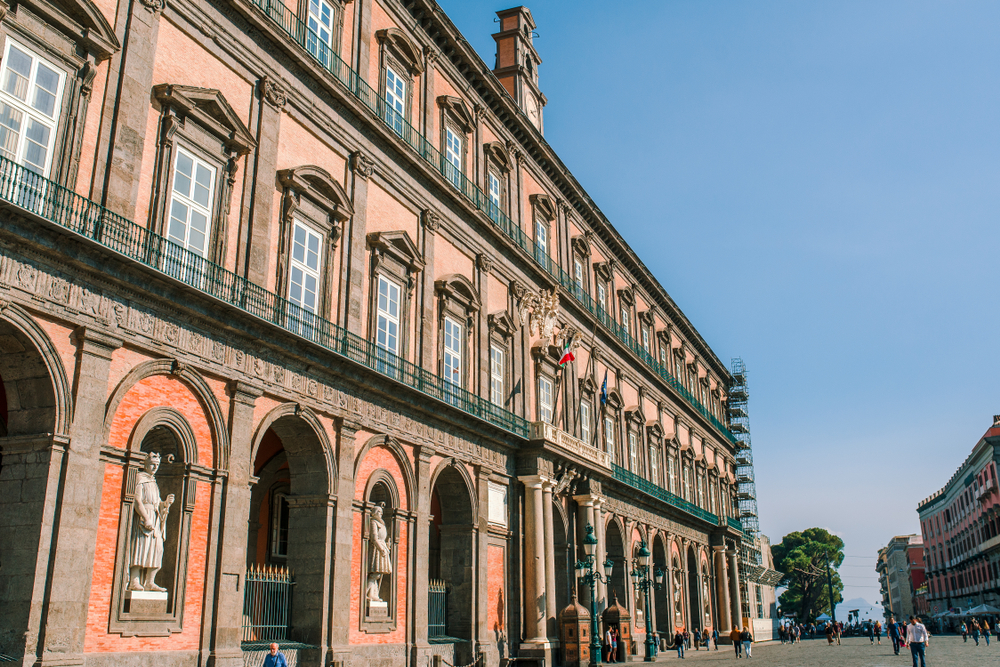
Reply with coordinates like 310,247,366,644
492,6,547,133
993,414,1000,427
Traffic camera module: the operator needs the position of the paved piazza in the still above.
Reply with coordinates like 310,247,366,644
648,635,992,666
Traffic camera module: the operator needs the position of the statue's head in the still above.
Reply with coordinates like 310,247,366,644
372,502,384,519
143,451,161,473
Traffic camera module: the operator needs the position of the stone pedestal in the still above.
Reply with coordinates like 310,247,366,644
125,590,168,616
367,600,388,618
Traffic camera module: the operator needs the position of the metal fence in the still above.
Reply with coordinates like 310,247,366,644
242,564,294,642
612,464,719,525
428,579,447,638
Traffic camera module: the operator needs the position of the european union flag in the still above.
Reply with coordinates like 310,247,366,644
600,370,608,406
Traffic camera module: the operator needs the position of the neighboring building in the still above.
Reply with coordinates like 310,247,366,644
745,533,782,640
876,535,925,621
917,415,1000,615
0,3,750,667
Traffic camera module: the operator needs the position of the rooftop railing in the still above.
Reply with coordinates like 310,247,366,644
612,464,719,526
244,0,737,446
0,158,530,438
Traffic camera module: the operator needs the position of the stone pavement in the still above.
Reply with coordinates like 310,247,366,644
637,635,997,666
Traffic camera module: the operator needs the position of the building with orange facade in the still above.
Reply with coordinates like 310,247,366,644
0,1,750,666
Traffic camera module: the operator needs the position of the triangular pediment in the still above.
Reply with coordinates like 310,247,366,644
29,0,120,59
153,84,256,155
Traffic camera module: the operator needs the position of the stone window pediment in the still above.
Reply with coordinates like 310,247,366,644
435,274,481,317
153,84,255,156
29,0,121,59
593,260,615,283
639,310,655,327
624,406,644,427
437,95,474,133
605,388,624,412
368,230,424,275
277,165,354,225
571,233,592,258
617,287,635,307
529,193,556,222
375,28,422,75
487,310,517,339
645,421,663,441
484,140,512,173
579,375,597,396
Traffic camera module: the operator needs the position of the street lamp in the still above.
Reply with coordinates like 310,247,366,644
628,540,664,662
576,524,615,667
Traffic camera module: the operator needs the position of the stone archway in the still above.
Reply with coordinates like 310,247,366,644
605,519,627,611
247,407,333,646
653,535,669,636
429,464,476,642
551,499,570,639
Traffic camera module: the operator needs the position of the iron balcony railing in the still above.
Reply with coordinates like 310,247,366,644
0,158,529,438
242,564,294,642
727,517,744,533
612,464,718,525
243,0,737,447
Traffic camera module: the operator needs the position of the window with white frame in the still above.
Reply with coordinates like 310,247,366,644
385,66,405,135
650,445,659,485
443,316,463,387
488,171,501,211
668,456,676,494
697,473,705,507
306,0,335,65
709,479,716,513
683,464,691,501
0,40,64,177
580,400,591,444
167,147,215,264
604,416,615,462
490,344,505,406
620,305,629,335
659,345,667,367
538,375,553,423
642,326,650,353
288,221,322,315
445,127,462,186
574,259,584,289
628,431,638,472
597,283,607,314
376,275,401,355
270,490,290,558
535,219,548,258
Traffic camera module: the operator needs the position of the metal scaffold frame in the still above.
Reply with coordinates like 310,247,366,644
729,358,761,619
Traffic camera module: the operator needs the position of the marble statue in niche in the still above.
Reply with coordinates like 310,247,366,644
366,503,393,608
128,452,175,592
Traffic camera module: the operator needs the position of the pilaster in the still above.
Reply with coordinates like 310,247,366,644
713,546,731,634
409,444,435,667
342,152,374,334
418,210,438,371
542,479,558,641
328,420,360,659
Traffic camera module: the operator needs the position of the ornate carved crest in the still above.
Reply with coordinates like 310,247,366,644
421,209,440,233
351,151,376,179
261,77,287,109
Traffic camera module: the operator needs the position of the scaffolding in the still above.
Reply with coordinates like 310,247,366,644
729,358,761,619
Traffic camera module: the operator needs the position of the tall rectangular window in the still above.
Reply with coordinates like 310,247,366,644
580,400,591,444
270,492,290,558
604,417,615,462
306,0,335,66
376,276,400,354
574,259,584,289
445,127,462,187
490,344,505,407
538,375,553,423
535,220,548,266
0,40,64,177
166,146,215,286
709,479,716,513
628,432,638,472
385,66,405,135
668,456,676,494
488,171,501,221
659,346,667,367
683,465,691,501
650,446,659,485
288,221,322,317
443,316,462,386
642,327,650,353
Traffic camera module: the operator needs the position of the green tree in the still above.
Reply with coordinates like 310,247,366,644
772,528,844,623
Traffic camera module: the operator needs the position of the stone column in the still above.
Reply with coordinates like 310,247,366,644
594,499,608,613
727,549,743,629
518,475,547,644
31,327,121,666
663,532,675,631
680,538,690,633
573,494,597,607
327,421,360,662
474,467,491,657
340,153,374,335
418,211,438,372
408,446,435,667
205,381,262,667
542,480,558,641
713,546,731,633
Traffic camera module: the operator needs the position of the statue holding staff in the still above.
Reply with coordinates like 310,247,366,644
128,452,175,592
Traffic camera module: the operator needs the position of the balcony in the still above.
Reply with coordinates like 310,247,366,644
529,422,611,470
236,0,739,448
0,158,529,438
612,464,719,526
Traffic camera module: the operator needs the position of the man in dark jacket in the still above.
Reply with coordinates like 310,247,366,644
887,617,901,655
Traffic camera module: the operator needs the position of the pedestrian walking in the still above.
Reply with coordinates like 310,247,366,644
972,619,981,646
984,619,991,645
263,644,288,667
961,621,968,642
825,622,835,645
740,626,753,658
906,616,928,667
683,628,690,652
888,616,901,655
712,627,719,650
730,626,742,658
875,620,882,645
674,629,685,659
867,622,875,644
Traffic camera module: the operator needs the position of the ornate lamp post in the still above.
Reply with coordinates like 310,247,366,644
575,524,615,667
628,540,664,662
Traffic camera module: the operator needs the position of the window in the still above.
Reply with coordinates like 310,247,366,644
488,171,501,217
535,219,548,262
166,146,215,285
620,305,629,336
580,400,591,444
376,275,401,356
642,327,650,353
683,464,691,501
490,344,505,406
443,316,462,386
385,66,405,135
659,345,667,367
650,446,659,485
628,432,638,472
709,478,716,513
668,456,676,494
445,127,462,187
604,416,615,462
307,0,335,66
697,473,705,507
574,259,584,289
0,40,64,177
597,283,607,314
538,375,553,423
288,221,321,314
270,491,290,558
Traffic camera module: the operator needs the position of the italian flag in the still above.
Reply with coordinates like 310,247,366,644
558,346,575,366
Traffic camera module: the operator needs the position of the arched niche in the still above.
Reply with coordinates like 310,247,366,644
360,468,402,632
429,461,477,641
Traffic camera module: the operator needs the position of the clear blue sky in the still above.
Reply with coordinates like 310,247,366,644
438,0,1000,607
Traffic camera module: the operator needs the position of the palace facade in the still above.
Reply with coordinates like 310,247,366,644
0,1,749,666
